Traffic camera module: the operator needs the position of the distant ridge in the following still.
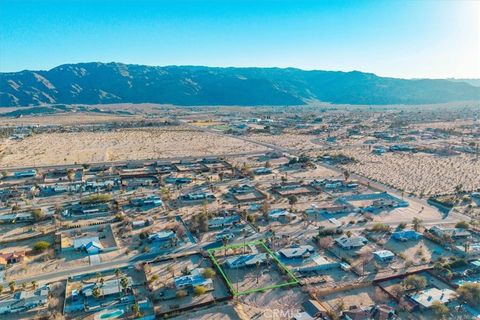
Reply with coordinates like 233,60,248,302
1,62,479,107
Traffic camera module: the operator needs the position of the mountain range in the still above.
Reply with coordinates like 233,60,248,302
1,62,479,107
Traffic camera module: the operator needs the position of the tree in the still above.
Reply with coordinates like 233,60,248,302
412,217,423,232
92,286,101,299
31,208,45,221
431,301,449,319
181,266,190,276
8,281,16,293
202,268,216,279
120,276,129,294
193,285,207,295
261,200,271,221
33,241,50,252
456,282,480,307
222,236,229,257
166,265,175,278
402,275,427,292
455,221,469,229
31,280,37,290
132,302,142,317
288,195,298,209
0,285,3,294
343,170,350,181
67,169,75,182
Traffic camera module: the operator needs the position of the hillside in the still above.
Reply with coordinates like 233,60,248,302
1,62,479,107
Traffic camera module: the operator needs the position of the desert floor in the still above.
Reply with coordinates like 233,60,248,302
0,127,268,167
338,147,480,196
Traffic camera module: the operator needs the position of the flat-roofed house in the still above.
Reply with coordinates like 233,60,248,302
335,235,368,249
225,253,267,268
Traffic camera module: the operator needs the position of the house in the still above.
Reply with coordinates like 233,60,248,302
0,251,25,267
13,169,37,178
130,195,163,207
0,285,50,315
148,230,177,244
268,209,297,221
164,176,192,185
225,253,268,268
179,192,215,203
335,236,368,249
208,215,241,229
229,184,256,194
254,167,272,175
409,288,456,309
373,250,395,263
174,268,213,290
73,237,103,254
84,241,103,255
81,277,132,299
278,245,315,259
430,226,471,238
391,230,422,242
343,304,397,320
292,299,328,319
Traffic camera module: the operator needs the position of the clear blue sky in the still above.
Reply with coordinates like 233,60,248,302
1,0,479,78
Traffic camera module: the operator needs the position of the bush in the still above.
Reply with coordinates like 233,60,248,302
456,283,480,307
33,241,50,252
80,194,112,204
368,223,391,232
176,289,188,298
193,285,207,295
455,221,469,229
201,268,216,279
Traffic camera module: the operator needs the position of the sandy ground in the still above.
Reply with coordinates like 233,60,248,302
0,113,145,126
0,128,268,167
339,148,480,196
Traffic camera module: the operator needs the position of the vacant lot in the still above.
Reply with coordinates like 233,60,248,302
0,127,267,167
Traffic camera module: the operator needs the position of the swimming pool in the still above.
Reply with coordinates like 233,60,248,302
99,309,124,319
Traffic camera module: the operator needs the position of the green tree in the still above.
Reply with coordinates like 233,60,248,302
132,302,142,317
402,275,427,292
431,301,449,319
412,217,423,232
456,282,480,307
8,281,16,293
201,268,216,279
120,276,129,294
92,286,101,299
31,208,45,221
193,285,207,295
33,241,50,252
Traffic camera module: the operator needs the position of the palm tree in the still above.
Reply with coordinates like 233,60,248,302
120,276,129,295
114,268,121,294
132,302,141,318
222,236,229,257
255,261,261,284
166,265,175,278
412,217,423,232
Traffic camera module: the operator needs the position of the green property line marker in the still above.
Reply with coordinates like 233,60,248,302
207,240,299,296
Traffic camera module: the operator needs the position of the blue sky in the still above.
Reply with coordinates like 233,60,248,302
1,0,479,78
